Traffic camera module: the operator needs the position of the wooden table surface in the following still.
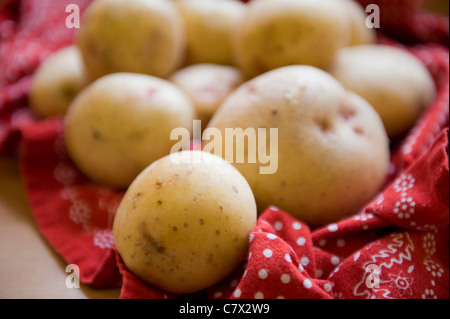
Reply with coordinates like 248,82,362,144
0,156,120,299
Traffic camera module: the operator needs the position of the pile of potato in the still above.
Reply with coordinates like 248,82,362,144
28,0,436,294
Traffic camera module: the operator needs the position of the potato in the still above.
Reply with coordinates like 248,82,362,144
206,65,390,226
113,150,257,294
339,0,376,45
232,0,351,78
64,72,196,189
175,0,246,65
29,45,88,118
76,0,185,80
329,45,436,139
169,63,244,130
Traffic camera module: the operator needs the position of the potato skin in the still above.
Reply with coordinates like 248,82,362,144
232,0,351,78
29,45,88,118
175,0,246,65
207,65,390,226
169,63,244,130
113,151,257,294
76,0,185,80
339,0,376,46
64,72,196,189
329,45,437,139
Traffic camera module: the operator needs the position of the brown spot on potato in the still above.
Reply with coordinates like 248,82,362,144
199,218,204,225
216,230,220,235
137,223,166,255
131,192,142,209
271,109,278,116
133,192,143,200
157,200,162,205
219,205,223,211
92,129,103,141
316,118,332,132
339,105,356,120
207,254,214,263
155,181,162,189
184,222,189,228
172,226,178,232
62,84,78,101
353,127,365,136
232,185,238,193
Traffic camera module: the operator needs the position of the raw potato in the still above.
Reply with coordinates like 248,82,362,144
29,45,88,118
76,0,185,80
339,0,376,45
232,0,351,78
169,63,244,130
207,65,390,226
175,0,246,65
64,72,196,189
329,45,437,139
113,150,257,294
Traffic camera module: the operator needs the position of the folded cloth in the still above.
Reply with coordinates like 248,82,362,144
0,0,449,299
19,118,124,288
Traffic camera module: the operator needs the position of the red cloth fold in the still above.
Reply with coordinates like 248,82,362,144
1,0,449,299
19,118,123,288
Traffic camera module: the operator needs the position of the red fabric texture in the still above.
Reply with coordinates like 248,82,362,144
19,118,123,288
356,0,449,47
0,0,448,299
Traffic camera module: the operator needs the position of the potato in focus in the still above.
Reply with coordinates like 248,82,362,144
113,150,257,294
64,72,196,189
207,65,390,226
